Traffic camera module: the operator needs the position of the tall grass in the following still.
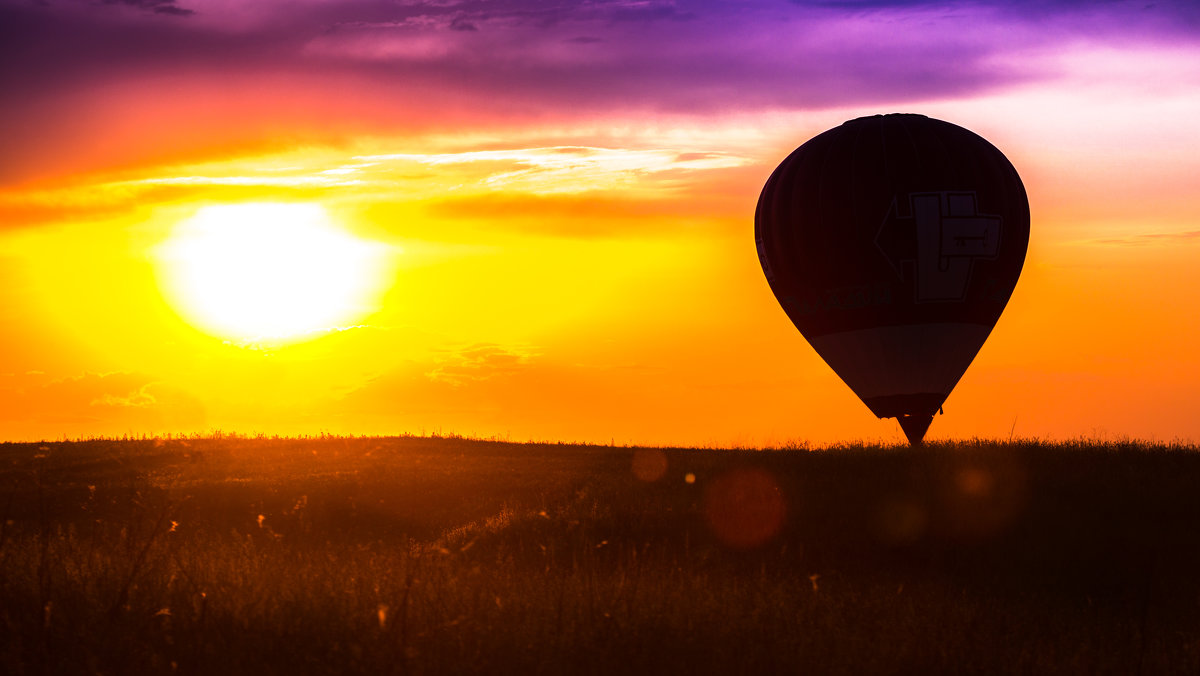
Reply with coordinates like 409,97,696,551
2,435,1199,674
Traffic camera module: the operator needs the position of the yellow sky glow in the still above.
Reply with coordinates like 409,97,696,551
2,66,1199,445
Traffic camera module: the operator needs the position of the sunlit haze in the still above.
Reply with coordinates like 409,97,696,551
2,0,1198,444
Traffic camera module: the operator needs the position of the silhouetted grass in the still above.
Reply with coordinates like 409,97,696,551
2,435,1199,674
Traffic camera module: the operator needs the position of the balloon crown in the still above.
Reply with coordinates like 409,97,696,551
843,112,929,125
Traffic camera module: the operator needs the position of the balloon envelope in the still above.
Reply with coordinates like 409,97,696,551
755,114,1029,444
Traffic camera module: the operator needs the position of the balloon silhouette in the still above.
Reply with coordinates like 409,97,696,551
755,114,1029,445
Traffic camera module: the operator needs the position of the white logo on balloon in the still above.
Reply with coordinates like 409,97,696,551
877,192,1001,302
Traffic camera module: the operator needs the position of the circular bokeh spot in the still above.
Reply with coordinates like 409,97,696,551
703,467,786,549
875,496,928,546
939,453,1029,540
631,448,668,482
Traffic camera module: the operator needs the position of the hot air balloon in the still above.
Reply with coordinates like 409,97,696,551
755,114,1028,445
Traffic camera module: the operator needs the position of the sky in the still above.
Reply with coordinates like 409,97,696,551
1,0,1199,446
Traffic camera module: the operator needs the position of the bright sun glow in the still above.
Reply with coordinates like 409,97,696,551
155,203,392,345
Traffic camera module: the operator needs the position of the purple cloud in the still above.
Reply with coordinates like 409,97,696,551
0,1,1032,111
102,0,194,16
1,0,1197,183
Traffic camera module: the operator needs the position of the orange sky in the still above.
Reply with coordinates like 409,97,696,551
2,0,1199,445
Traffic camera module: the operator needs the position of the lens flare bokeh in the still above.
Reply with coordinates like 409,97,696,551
703,467,786,549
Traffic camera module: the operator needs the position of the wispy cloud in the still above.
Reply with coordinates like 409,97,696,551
801,0,1199,28
103,0,195,17
1093,230,1200,246
130,175,366,188
426,343,539,387
0,371,205,429
358,146,749,193
0,141,751,238
91,385,158,408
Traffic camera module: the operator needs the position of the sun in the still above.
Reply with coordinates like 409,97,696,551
155,203,392,345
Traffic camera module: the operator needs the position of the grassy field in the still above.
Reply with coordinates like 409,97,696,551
2,434,1199,674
